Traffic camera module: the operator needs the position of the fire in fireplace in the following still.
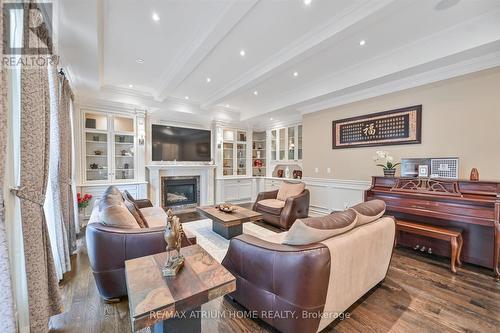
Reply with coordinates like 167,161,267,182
161,176,200,209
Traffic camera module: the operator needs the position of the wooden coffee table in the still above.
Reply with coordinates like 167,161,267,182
125,244,236,333
197,205,262,239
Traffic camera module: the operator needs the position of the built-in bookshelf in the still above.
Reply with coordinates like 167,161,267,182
83,112,136,182
252,131,266,177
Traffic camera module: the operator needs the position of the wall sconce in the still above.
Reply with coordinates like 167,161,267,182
137,118,145,145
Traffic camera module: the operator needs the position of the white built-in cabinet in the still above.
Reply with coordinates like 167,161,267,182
214,123,302,204
77,107,147,220
83,112,137,183
220,128,249,177
270,124,302,162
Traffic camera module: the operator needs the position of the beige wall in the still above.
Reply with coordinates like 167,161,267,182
303,67,500,181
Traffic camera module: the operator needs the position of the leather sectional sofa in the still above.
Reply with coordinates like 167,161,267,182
222,200,395,333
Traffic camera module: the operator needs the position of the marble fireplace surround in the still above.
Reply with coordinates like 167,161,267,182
146,164,216,208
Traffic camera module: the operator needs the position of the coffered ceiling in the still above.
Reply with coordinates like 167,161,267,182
58,0,500,125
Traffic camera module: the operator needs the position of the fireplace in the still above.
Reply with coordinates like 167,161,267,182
161,176,200,210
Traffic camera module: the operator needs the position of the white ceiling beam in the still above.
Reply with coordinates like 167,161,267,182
97,0,105,88
155,0,258,102
200,0,399,109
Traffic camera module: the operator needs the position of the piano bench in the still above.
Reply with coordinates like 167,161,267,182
396,220,463,273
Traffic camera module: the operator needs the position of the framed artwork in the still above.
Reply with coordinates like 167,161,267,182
332,105,422,149
418,165,429,177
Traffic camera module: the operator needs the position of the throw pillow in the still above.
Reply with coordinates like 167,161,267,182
282,209,357,245
276,182,305,201
350,200,386,227
122,192,149,228
99,189,139,228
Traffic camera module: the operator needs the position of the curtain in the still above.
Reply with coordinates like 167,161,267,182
16,4,63,332
45,56,71,280
59,75,76,254
45,57,77,280
0,2,18,332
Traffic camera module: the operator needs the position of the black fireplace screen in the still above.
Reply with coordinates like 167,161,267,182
162,178,198,207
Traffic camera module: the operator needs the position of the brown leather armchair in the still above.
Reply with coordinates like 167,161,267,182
86,198,196,302
253,187,310,230
222,234,331,333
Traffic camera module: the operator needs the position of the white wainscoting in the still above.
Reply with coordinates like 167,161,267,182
218,176,371,216
302,177,371,216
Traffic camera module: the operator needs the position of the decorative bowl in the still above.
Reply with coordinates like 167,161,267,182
217,204,237,213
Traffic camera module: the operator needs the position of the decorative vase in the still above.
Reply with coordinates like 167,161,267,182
383,169,396,177
78,208,86,228
470,168,479,181
285,166,290,178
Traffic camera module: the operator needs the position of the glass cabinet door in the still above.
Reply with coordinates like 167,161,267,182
237,143,247,175
114,134,135,180
237,131,247,142
85,132,109,181
271,130,277,160
298,125,303,160
288,126,295,160
279,128,286,160
223,142,234,176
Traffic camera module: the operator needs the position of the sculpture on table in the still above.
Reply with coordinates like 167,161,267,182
162,209,185,277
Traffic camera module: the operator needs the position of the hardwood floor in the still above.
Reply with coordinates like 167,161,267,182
50,215,500,333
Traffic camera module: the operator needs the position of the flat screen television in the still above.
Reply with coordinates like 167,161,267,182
151,124,211,162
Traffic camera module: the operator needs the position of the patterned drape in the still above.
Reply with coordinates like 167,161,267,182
0,2,18,332
59,76,76,254
17,4,63,332
47,57,72,280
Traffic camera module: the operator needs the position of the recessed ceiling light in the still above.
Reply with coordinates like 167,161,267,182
253,90,258,95
128,84,133,88
270,117,274,121
293,71,299,77
359,40,366,46
304,0,312,5
152,12,160,21
184,96,189,100
240,49,246,57
225,104,230,108
206,77,211,83
136,58,144,64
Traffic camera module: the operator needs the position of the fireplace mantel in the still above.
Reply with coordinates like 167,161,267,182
146,164,216,207
146,164,217,171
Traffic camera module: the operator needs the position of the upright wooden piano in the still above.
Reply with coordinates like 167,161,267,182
365,176,500,279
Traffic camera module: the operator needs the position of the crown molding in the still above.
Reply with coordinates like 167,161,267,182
77,96,147,115
200,0,398,109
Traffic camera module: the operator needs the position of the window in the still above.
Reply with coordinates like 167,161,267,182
5,6,30,330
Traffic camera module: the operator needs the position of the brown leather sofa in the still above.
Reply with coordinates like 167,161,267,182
222,200,396,333
253,182,310,230
86,196,195,301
